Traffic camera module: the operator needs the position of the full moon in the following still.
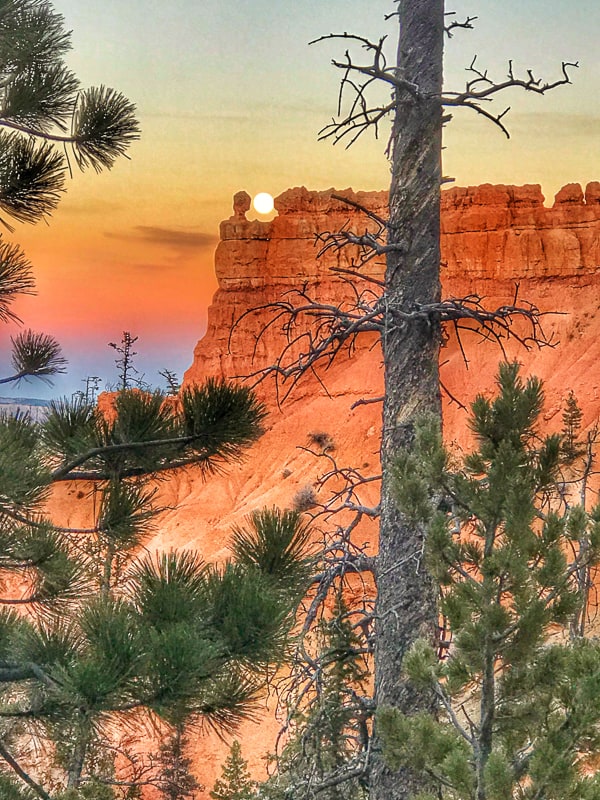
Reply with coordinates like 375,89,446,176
253,192,274,215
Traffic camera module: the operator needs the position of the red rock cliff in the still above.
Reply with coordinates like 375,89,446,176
60,183,600,796
176,183,600,794
185,182,600,431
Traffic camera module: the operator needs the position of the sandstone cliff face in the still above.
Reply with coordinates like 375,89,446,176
185,187,387,402
175,182,600,793
185,182,600,430
51,183,600,795
438,181,600,441
442,181,600,279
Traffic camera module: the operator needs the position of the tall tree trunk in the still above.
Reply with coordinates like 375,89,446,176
371,3,444,800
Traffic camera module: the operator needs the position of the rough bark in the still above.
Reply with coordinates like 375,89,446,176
371,4,445,800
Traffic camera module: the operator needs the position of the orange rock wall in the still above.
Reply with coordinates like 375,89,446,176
185,182,600,432
176,182,600,794
55,183,600,796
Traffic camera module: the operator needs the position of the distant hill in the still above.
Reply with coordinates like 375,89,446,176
0,396,50,407
0,396,50,422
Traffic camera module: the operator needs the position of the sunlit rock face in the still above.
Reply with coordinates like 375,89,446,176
186,181,600,437
441,182,600,279
50,183,600,797
174,182,600,796
438,181,600,443
185,186,388,402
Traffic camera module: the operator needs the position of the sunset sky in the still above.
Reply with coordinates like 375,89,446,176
1,0,598,398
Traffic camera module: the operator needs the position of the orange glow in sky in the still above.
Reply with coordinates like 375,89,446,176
1,0,598,397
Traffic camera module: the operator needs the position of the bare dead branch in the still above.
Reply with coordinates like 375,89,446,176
440,380,468,411
330,266,385,287
314,194,393,276
351,396,384,410
310,33,419,97
330,194,388,227
0,738,52,800
297,446,381,523
442,57,578,138
310,32,418,147
444,12,478,38
315,24,576,148
231,274,556,404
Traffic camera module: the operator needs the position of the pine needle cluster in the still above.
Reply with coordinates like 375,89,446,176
0,0,139,227
210,740,256,800
0,0,140,381
0,357,312,796
380,362,600,800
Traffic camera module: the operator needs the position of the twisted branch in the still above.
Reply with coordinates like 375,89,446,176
313,25,577,145
442,57,578,138
444,12,478,38
231,279,555,404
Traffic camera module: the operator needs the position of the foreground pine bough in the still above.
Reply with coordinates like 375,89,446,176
380,363,600,800
0,382,314,798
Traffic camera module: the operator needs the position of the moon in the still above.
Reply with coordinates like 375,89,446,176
253,192,274,215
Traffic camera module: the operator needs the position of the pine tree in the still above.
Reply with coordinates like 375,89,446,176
0,406,313,796
240,4,576,797
0,0,139,382
0,4,315,796
159,369,182,397
0,6,317,793
260,595,370,800
156,724,201,800
210,741,256,800
378,362,600,800
560,390,586,465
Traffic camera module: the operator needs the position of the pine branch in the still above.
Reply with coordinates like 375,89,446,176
0,329,67,385
0,130,65,225
0,238,35,322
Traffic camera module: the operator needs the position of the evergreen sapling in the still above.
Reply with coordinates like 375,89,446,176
379,363,600,800
260,594,370,800
210,740,256,800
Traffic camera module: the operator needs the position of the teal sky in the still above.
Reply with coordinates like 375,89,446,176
51,0,600,207
2,1,598,398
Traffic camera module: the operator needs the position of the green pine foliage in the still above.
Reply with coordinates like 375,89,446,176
560,390,586,465
0,470,312,793
156,725,201,800
210,740,257,800
0,773,37,800
44,379,267,481
7,329,67,382
379,362,600,800
260,595,370,800
229,508,314,596
0,0,139,227
0,5,301,796
0,224,306,795
0,0,139,382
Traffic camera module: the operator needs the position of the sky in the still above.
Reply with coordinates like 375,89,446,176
1,0,599,398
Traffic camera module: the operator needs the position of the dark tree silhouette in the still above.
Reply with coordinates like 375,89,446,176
0,0,140,383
